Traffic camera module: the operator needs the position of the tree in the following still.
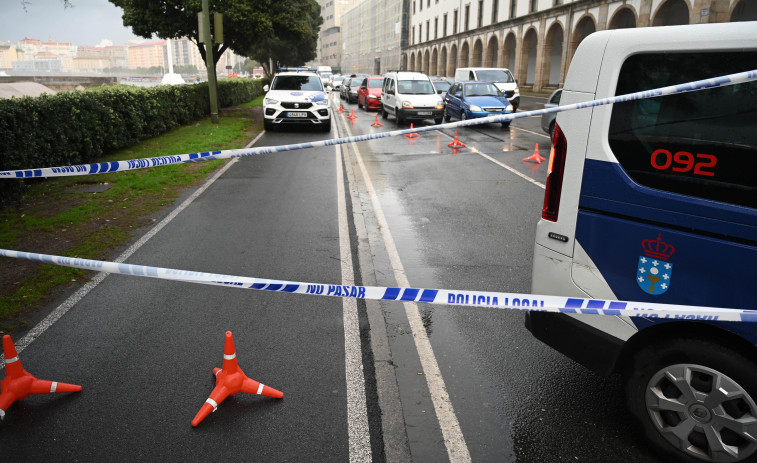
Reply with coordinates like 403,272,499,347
107,0,320,71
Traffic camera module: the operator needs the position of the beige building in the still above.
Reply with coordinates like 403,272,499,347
405,0,757,92
0,42,18,70
340,0,405,75
127,40,168,70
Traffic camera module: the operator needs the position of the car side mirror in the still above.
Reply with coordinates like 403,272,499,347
263,85,269,92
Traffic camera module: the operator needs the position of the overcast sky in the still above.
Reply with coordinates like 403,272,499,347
1,0,151,47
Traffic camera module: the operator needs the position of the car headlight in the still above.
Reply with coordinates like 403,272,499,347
469,105,482,112
264,98,279,105
368,95,377,99
402,100,413,108
513,90,520,96
506,104,513,111
435,103,444,110
315,99,329,106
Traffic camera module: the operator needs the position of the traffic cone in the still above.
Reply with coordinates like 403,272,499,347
0,334,82,420
347,109,357,119
404,123,420,139
370,114,384,127
192,331,283,427
447,131,466,149
523,143,546,164
337,103,345,113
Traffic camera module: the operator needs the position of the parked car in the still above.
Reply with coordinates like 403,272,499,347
443,81,514,128
331,75,344,90
345,75,367,103
454,67,520,111
430,79,452,97
527,21,757,463
381,71,444,125
541,88,562,138
340,77,353,100
357,76,384,110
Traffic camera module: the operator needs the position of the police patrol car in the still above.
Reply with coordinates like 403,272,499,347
527,22,757,463
263,67,331,132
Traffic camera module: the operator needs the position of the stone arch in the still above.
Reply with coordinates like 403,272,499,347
460,40,470,68
408,52,416,71
521,27,539,85
568,15,596,67
731,0,757,21
448,43,458,76
652,0,690,26
542,22,564,87
485,35,499,67
431,48,439,75
423,49,430,74
608,7,637,29
471,38,484,67
415,52,422,71
440,46,448,77
401,53,408,71
502,32,516,70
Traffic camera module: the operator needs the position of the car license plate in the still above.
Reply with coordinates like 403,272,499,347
287,112,307,117
418,111,432,116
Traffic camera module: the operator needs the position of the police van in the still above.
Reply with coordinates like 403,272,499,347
526,22,757,463
263,67,331,132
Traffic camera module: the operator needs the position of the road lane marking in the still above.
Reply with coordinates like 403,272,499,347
335,125,373,463
338,111,472,463
1,133,263,367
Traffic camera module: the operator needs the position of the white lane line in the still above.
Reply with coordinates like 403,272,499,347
335,121,373,463
2,132,265,366
439,130,546,190
340,117,472,463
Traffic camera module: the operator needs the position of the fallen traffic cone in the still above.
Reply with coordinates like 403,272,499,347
523,143,546,164
192,331,283,427
347,109,357,119
447,131,466,149
370,114,384,127
0,334,82,420
404,123,420,139
337,103,345,113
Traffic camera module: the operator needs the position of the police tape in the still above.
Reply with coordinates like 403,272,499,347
2,69,756,179
2,248,755,322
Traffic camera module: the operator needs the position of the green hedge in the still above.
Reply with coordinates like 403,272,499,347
0,78,263,205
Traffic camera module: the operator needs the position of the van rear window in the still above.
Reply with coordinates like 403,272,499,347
608,52,757,209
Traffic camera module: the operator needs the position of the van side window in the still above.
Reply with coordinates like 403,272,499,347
608,52,757,209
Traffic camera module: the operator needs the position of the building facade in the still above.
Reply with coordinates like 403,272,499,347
312,0,362,71
405,0,756,91
340,0,406,75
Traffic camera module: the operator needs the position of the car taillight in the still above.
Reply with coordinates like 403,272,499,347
542,122,567,222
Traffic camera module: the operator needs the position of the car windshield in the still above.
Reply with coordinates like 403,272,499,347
433,81,451,92
476,70,514,83
398,79,435,95
333,76,344,82
464,83,499,97
271,75,323,91
367,79,383,89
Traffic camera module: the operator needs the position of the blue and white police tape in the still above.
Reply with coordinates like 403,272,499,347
2,248,755,322
2,69,756,179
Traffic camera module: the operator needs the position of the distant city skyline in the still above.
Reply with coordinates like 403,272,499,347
1,0,153,47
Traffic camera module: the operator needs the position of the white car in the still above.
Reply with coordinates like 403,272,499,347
263,68,331,132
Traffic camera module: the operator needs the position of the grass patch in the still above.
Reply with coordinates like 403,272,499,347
0,104,262,333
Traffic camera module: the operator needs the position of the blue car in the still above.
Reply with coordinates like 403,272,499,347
443,81,514,128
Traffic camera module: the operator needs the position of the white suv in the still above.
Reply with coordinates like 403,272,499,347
263,68,331,132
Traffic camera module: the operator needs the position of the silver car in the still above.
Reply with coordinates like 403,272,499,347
541,88,562,139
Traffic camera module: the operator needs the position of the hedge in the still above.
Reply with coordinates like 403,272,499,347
0,78,264,205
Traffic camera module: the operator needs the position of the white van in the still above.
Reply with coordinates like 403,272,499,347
527,22,757,463
381,71,444,125
454,67,520,110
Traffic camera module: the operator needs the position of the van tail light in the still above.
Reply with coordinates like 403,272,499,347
542,122,567,222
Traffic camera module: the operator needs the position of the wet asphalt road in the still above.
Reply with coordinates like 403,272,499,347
0,94,663,462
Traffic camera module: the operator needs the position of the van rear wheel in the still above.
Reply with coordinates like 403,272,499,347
623,338,757,463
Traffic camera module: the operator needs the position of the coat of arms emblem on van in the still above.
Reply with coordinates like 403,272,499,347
636,234,675,295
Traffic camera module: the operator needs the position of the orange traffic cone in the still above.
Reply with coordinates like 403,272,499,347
337,103,345,113
192,331,283,427
347,109,357,119
404,123,420,139
0,334,82,420
447,131,466,148
370,114,384,127
523,143,546,164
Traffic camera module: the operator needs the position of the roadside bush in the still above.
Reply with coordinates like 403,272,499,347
0,78,263,205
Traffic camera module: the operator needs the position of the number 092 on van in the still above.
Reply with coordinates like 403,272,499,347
526,22,757,463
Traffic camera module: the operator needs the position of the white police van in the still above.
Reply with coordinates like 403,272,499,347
526,22,757,463
263,67,331,132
